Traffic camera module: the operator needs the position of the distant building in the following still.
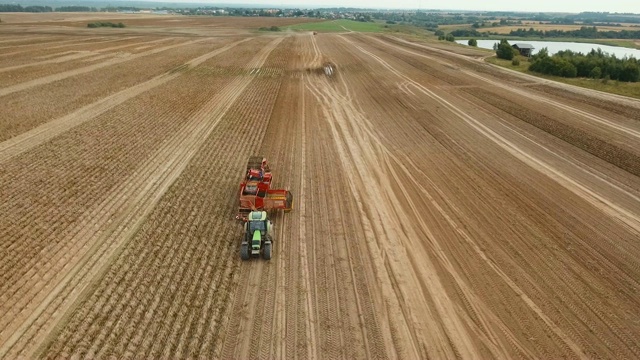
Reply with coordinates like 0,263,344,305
512,43,534,57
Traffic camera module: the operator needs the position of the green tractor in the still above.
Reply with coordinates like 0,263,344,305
240,211,273,260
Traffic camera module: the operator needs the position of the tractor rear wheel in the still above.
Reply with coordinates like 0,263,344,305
240,243,250,260
263,242,272,260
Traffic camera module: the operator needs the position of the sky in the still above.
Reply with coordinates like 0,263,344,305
194,0,640,13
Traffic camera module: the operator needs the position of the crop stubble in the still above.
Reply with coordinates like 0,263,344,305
0,22,639,360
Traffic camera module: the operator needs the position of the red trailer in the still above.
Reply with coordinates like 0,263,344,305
237,156,293,221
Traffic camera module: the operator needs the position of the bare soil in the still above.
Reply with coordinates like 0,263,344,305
0,14,639,359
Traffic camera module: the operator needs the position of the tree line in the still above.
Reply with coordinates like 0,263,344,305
529,48,639,82
508,26,640,39
0,4,52,12
450,26,640,40
494,38,639,82
0,4,98,12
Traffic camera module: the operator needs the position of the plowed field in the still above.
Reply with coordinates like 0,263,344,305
1,16,639,359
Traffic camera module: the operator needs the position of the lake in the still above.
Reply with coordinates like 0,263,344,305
455,40,640,59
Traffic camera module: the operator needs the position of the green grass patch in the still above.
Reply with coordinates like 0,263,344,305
87,22,125,28
258,26,281,32
486,55,640,99
288,19,388,33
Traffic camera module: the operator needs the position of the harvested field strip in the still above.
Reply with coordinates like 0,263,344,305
0,39,263,338
0,37,155,69
218,39,316,360
31,37,174,61
38,39,286,359
0,37,283,359
0,36,156,86
339,34,640,358
464,89,640,177
0,37,203,97
217,37,301,359
344,35,640,232
0,36,61,45
330,33,568,356
0,36,107,51
305,73,459,358
374,35,640,125
0,36,130,59
1,24,638,359
334,35,564,356
0,39,240,141
372,34,639,229
0,37,252,163
530,84,640,120
393,120,640,358
0,68,236,335
462,70,640,141
221,34,402,360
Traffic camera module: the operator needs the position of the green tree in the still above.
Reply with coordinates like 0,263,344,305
468,38,478,46
619,62,640,82
445,34,455,42
496,39,516,60
589,66,602,79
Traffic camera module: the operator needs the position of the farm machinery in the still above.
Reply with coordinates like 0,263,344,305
237,156,293,260
240,211,273,260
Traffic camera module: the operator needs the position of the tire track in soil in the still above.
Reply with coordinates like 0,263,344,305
367,35,640,141
261,39,306,360
295,73,316,360
340,33,630,354
305,76,432,359
0,37,252,163
0,37,284,359
249,45,305,359
218,33,387,360
343,35,640,236
0,37,204,98
306,35,552,358
217,36,291,360
340,36,584,358
380,60,640,357
304,34,401,359
305,36,343,360
308,125,348,358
